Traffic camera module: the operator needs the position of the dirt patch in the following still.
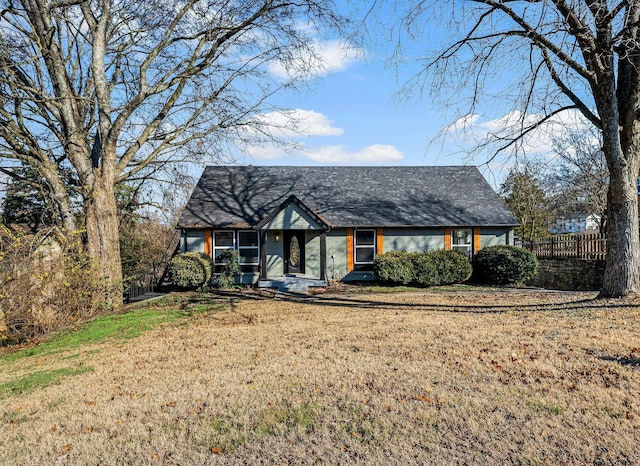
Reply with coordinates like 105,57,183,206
1,288,639,464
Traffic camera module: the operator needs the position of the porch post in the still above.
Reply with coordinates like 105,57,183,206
260,230,267,280
320,230,327,281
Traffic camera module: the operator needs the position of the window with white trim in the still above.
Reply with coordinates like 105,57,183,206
237,230,259,265
451,229,472,261
355,229,376,265
213,231,235,264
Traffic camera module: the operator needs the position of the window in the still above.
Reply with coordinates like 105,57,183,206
213,231,235,264
183,230,205,253
451,229,472,260
238,231,259,265
355,229,376,268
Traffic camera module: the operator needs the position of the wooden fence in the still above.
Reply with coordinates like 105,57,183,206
527,233,607,260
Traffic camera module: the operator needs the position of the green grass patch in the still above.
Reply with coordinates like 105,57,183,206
1,410,27,424
1,300,227,364
528,400,565,416
206,403,319,454
0,366,94,400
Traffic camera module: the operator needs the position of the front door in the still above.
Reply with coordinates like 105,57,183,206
284,230,305,274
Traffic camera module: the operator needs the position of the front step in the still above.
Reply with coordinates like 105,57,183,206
258,276,327,293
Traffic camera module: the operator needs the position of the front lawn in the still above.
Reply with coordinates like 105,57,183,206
1,288,639,464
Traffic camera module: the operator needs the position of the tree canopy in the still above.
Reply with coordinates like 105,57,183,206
0,0,346,307
371,1,640,297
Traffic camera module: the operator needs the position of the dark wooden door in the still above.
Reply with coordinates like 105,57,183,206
284,230,305,274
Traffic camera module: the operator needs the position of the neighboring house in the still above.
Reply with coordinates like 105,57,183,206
548,213,601,234
177,166,519,283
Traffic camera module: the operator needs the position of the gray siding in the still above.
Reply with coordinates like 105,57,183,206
305,231,321,278
383,228,445,252
262,204,323,230
479,228,510,249
326,229,348,281
266,230,284,277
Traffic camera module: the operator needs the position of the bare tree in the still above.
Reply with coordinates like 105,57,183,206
372,1,640,297
548,126,608,229
0,0,345,307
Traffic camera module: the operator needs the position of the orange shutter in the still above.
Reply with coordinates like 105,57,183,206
346,228,354,272
376,228,384,255
473,228,481,255
444,228,451,250
204,229,213,258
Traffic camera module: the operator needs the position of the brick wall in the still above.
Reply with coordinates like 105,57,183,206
526,258,605,291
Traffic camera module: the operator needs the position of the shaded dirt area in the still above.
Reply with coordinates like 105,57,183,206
2,288,640,464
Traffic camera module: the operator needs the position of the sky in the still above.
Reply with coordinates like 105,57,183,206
238,23,458,171
227,2,592,191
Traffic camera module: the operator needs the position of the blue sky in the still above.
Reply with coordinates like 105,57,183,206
228,3,591,190
240,34,450,168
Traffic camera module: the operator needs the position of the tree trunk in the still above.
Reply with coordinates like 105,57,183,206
84,174,123,309
600,157,640,297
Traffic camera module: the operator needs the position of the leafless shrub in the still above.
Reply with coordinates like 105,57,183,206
0,226,113,342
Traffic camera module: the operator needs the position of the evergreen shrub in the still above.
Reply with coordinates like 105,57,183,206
167,252,213,289
373,251,414,284
475,245,538,284
374,249,472,286
214,249,240,289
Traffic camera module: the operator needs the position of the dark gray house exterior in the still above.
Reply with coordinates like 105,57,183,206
177,165,518,283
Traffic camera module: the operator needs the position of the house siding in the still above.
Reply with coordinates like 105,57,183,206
384,228,446,252
261,204,323,230
479,228,511,248
266,230,284,277
326,229,348,280
305,231,321,278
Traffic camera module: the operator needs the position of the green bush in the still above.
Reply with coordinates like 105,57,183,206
475,245,538,285
410,252,440,286
374,249,472,286
373,251,414,284
167,252,213,289
429,249,473,284
214,249,240,289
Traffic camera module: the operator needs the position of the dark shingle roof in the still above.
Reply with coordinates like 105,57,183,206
177,166,518,228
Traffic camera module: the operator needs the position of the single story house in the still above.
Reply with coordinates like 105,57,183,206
177,165,519,283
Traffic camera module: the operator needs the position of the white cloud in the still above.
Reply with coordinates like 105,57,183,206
268,40,362,80
244,108,403,165
304,144,404,164
244,145,290,161
255,109,344,139
443,109,593,159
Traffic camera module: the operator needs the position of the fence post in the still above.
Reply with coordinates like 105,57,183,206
550,236,555,258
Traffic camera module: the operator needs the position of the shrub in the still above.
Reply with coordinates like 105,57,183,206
0,226,113,343
374,249,472,286
429,249,473,284
373,251,414,284
410,252,440,286
475,245,538,285
167,252,213,289
214,249,240,289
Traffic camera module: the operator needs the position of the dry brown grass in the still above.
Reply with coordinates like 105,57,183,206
2,288,640,465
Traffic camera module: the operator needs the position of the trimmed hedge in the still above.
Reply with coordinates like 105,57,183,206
374,250,472,286
475,245,538,285
167,252,213,289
